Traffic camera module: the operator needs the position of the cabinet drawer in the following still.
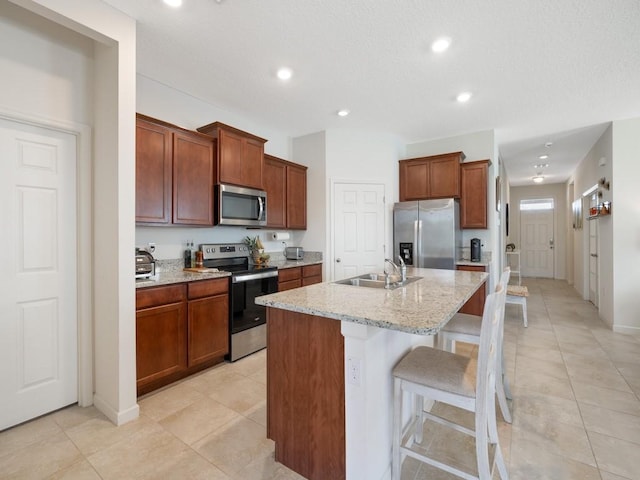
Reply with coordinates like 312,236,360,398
279,279,302,291
457,265,486,272
188,277,229,300
302,264,322,278
302,275,322,286
136,284,186,310
278,267,302,282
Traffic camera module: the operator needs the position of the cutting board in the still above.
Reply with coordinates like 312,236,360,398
183,267,220,273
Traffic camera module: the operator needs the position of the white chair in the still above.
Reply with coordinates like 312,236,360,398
392,285,508,480
436,268,513,424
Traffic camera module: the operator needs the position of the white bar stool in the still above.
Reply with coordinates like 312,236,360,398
506,285,528,327
436,268,513,423
391,285,509,480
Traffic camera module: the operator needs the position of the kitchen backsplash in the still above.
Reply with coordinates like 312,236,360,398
136,226,306,260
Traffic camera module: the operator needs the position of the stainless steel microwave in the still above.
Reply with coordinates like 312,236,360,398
216,184,267,226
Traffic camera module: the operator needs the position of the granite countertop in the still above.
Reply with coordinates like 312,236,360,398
456,251,492,267
256,267,488,335
135,269,231,289
135,253,324,289
270,258,324,269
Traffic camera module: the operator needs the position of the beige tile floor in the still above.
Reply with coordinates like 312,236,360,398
1,278,639,479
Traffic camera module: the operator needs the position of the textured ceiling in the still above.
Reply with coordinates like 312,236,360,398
100,0,640,186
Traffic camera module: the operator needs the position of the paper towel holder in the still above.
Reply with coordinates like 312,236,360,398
270,231,291,241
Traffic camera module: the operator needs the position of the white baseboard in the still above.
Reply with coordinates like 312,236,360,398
613,324,640,335
93,394,140,426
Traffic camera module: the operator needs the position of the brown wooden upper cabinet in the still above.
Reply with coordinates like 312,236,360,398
460,159,490,229
197,122,267,190
136,114,215,226
263,154,307,230
399,151,465,201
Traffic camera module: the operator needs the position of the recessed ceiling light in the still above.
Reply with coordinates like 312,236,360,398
431,37,451,53
534,163,549,169
545,142,553,148
337,109,350,117
538,154,549,160
163,0,182,7
532,175,544,183
276,67,293,81
456,91,472,103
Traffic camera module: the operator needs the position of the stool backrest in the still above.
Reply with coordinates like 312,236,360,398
476,283,506,417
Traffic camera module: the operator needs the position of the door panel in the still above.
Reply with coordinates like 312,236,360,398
520,207,554,278
0,118,77,430
333,183,385,281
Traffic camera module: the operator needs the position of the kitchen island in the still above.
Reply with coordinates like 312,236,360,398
256,267,488,480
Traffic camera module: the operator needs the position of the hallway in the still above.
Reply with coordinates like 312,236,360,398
1,279,639,479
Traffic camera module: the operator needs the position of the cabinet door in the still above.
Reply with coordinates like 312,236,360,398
429,156,460,198
243,138,265,189
136,301,187,389
460,160,489,229
400,160,429,201
264,156,287,228
188,294,229,366
218,129,244,186
287,164,307,229
136,119,172,224
172,131,214,226
456,265,486,316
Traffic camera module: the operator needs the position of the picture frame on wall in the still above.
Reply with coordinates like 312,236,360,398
495,176,502,212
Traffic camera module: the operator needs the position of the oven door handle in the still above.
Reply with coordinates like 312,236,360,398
232,271,279,283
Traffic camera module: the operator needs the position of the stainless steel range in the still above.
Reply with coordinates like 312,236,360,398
201,243,278,362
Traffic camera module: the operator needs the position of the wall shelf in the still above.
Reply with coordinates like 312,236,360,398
587,201,611,220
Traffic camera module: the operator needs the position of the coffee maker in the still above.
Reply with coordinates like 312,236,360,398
470,238,482,262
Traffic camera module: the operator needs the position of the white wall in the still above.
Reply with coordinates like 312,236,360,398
568,124,613,325
293,131,327,252
508,183,568,280
0,2,94,122
8,0,138,425
611,117,640,333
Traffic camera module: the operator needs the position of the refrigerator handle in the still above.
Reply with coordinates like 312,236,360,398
415,220,421,268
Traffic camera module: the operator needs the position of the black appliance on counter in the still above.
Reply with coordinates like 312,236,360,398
201,243,278,361
470,238,482,262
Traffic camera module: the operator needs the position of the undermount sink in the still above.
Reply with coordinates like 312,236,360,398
334,273,422,290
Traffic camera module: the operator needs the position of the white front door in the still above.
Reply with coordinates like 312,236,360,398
0,118,78,430
332,183,386,281
520,199,554,278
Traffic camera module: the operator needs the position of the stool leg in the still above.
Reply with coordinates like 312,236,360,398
522,299,528,327
392,378,402,480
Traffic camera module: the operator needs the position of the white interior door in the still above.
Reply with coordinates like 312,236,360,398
332,183,385,281
0,118,78,430
588,193,599,306
520,199,554,278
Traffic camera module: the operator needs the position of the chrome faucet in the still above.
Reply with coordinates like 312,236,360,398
384,258,400,287
397,255,407,283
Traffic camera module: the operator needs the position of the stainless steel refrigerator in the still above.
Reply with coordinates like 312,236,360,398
393,199,461,270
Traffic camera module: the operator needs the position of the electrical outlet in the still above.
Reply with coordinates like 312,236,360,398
147,242,156,253
347,356,361,386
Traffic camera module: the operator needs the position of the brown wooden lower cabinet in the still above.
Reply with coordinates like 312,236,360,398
187,278,229,367
456,264,487,315
278,263,323,291
267,307,345,480
136,278,229,395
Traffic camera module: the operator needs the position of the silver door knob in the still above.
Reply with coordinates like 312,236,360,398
336,258,341,263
